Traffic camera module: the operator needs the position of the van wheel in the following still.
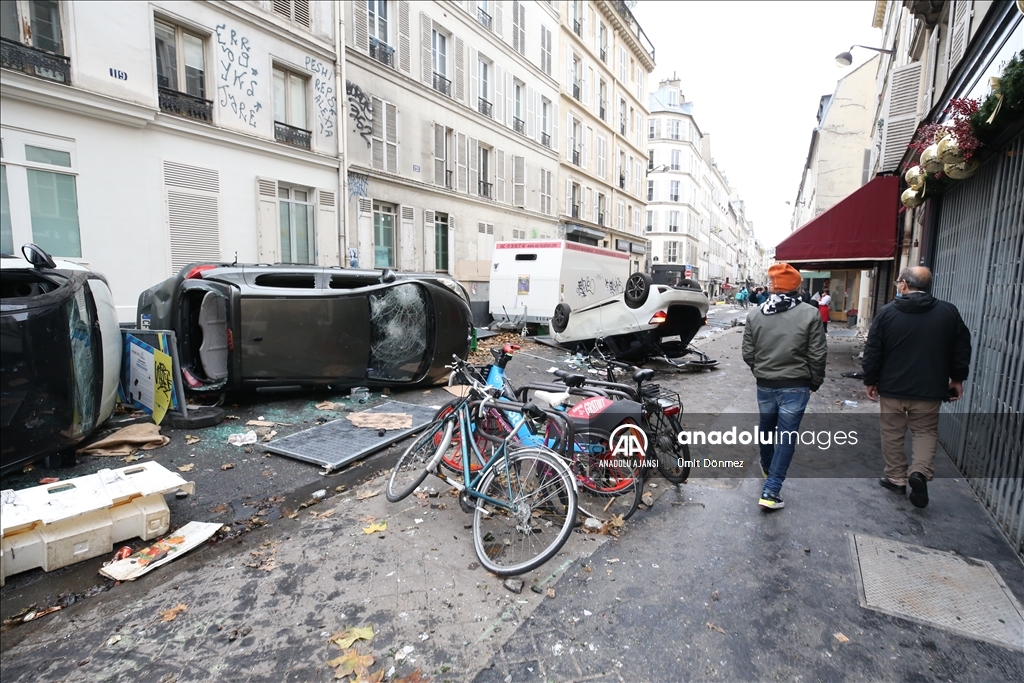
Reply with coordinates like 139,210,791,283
624,273,653,309
551,303,571,333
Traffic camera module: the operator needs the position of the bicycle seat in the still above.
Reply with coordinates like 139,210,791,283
533,390,570,409
522,402,546,419
632,368,655,383
558,373,587,388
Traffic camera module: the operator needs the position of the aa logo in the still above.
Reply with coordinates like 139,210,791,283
610,423,648,460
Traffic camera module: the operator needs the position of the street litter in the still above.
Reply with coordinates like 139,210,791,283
246,420,275,427
347,412,413,430
228,430,257,446
177,463,195,472
1,462,195,584
77,423,170,456
316,401,341,410
394,645,415,661
261,430,277,442
706,622,727,634
221,463,235,470
106,635,122,647
184,434,201,445
350,387,371,403
38,477,60,484
312,489,327,499
110,546,133,562
842,400,859,408
834,632,850,643
98,521,221,581
362,521,387,534
356,489,381,500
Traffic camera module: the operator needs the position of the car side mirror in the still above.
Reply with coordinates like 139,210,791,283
22,243,57,270
380,268,397,283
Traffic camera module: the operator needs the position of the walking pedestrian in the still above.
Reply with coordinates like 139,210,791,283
818,289,831,333
736,286,749,309
862,267,972,508
742,263,827,511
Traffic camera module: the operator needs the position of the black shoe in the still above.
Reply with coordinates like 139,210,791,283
758,492,785,510
879,477,906,494
908,473,929,508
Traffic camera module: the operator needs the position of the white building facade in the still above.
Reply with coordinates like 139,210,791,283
342,0,561,322
557,0,655,274
1,0,343,321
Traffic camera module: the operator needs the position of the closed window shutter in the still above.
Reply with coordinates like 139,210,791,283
565,178,572,215
398,1,411,74
506,71,514,127
420,13,432,85
496,149,506,203
494,64,504,122
526,86,536,138
947,0,972,72
294,0,310,27
352,1,368,52
581,126,589,171
456,132,467,192
434,123,446,187
454,35,465,102
551,101,558,150
880,62,922,172
316,188,338,265
516,155,524,206
164,161,221,272
399,205,415,270
423,209,435,270
494,1,503,36
468,138,479,195
469,47,479,107
255,176,278,264
371,97,385,170
385,102,398,172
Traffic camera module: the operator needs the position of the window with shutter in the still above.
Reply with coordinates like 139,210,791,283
947,0,972,73
434,123,449,188
165,161,221,271
456,132,468,192
496,149,506,203
397,1,411,73
420,13,432,85
879,62,922,172
273,0,311,28
540,26,552,76
513,156,525,208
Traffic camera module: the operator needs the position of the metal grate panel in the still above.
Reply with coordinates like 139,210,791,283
932,132,1024,558
263,401,439,473
853,534,1024,651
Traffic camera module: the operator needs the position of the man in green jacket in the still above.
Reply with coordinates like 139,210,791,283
742,263,828,510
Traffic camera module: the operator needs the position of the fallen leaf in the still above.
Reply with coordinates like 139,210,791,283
394,670,432,683
362,522,387,534
315,508,336,519
362,669,387,683
330,626,375,649
160,603,188,622
316,401,338,410
211,503,230,514
122,454,143,463
641,491,654,507
834,632,850,643
177,464,196,473
358,515,378,524
355,489,381,501
226,415,239,420
246,420,276,427
221,463,235,471
706,621,726,635
184,435,201,445
328,648,374,679
606,558,620,564
261,430,278,442
546,588,555,598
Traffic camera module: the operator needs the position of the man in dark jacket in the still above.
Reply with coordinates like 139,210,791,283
863,266,971,508
743,264,828,511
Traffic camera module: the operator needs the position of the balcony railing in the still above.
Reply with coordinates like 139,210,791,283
275,121,312,149
670,194,679,202
513,117,525,134
571,148,580,166
478,180,493,199
599,101,607,120
619,174,626,189
572,80,581,100
571,203,580,219
477,7,492,30
1,38,70,84
600,46,607,62
432,72,451,97
647,190,654,201
597,212,605,225
477,97,492,118
159,86,214,121
620,121,627,135
369,38,394,67
541,131,551,148
573,19,582,37
671,164,680,171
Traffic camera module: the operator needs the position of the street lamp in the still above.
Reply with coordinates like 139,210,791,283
835,45,894,67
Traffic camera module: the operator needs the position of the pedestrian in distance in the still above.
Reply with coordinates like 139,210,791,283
818,289,832,333
862,266,972,509
799,287,812,305
742,263,828,511
736,286,749,309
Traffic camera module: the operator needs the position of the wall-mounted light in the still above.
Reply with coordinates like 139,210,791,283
836,45,894,67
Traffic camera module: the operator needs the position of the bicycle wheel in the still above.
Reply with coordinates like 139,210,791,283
385,418,454,502
472,448,578,576
572,430,643,521
434,400,493,473
655,414,690,485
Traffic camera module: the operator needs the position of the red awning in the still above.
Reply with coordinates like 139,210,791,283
775,176,900,265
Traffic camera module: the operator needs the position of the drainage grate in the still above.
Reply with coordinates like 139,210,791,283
852,534,1024,651
264,401,440,473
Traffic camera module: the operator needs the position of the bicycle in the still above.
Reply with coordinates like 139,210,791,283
385,363,579,576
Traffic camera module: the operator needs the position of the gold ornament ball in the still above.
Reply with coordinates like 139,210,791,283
937,135,965,164
921,144,944,173
904,166,926,190
901,188,924,208
944,159,980,179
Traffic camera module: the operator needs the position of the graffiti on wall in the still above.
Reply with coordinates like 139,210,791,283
347,171,368,200
575,276,624,299
215,25,260,128
346,81,373,148
305,57,336,137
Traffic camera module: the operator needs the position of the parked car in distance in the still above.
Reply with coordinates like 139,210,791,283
550,272,709,362
1,244,121,474
137,263,473,393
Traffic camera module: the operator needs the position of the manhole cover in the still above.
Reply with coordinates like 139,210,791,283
852,534,1024,651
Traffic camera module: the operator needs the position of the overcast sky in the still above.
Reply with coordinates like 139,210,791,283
632,0,883,249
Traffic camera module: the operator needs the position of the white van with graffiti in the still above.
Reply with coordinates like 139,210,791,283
489,240,631,325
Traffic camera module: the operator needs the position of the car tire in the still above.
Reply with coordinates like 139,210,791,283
551,303,571,333
624,273,653,309
165,406,226,430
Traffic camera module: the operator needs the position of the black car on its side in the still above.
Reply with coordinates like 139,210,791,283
136,263,472,393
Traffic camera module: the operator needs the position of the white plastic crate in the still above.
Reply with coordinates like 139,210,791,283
1,462,194,584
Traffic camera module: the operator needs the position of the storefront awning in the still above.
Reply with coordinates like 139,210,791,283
775,176,900,265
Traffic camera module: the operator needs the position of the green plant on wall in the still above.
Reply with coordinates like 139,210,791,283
971,50,1024,144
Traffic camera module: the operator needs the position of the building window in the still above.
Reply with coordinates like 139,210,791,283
369,0,389,44
619,99,627,135
665,241,678,263
668,89,678,106
155,20,206,99
513,81,525,133
570,0,583,36
569,118,581,165
432,28,450,96
570,183,580,218
669,120,681,140
648,150,655,170
598,80,607,120
669,211,679,232
478,58,492,117
645,210,653,232
598,23,608,62
540,168,552,215
596,193,605,225
1,1,71,83
648,118,655,139
273,68,310,148
541,98,551,147
616,200,624,230
272,0,311,27
477,0,492,30
647,180,654,202
571,53,582,100
0,135,82,257
373,201,396,268
670,180,680,202
671,149,680,170
540,25,552,76
434,212,449,272
478,146,492,198
277,186,315,264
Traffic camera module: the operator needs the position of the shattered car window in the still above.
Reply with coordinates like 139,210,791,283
67,285,99,437
368,283,430,381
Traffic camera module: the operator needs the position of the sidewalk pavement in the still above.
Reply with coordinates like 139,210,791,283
1,327,1021,682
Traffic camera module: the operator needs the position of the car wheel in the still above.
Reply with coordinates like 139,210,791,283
551,303,571,333
624,273,653,309
165,406,226,429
